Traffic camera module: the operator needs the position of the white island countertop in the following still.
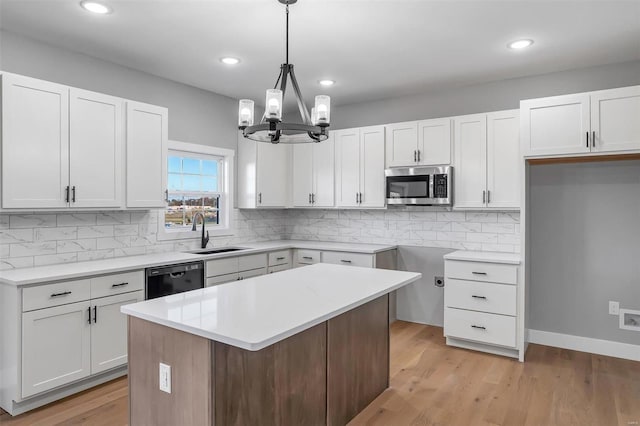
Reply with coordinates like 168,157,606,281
121,263,421,351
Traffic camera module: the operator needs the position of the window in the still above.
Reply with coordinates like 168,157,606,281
159,141,234,240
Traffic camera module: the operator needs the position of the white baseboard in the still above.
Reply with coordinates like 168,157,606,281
527,329,640,362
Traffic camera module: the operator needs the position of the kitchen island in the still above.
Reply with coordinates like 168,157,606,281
121,263,421,426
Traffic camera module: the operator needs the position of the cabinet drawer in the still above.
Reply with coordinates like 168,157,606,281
322,251,374,268
90,271,144,299
445,260,517,285
239,267,267,280
268,264,290,274
206,257,238,277
23,279,91,312
268,250,291,266
238,254,267,272
445,308,516,348
206,273,239,287
445,279,516,316
296,249,321,265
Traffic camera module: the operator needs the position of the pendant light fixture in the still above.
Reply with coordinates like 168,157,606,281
238,0,330,144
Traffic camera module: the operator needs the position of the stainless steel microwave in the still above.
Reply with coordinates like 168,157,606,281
385,166,453,206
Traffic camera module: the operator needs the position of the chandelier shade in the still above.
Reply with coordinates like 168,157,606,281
238,0,331,144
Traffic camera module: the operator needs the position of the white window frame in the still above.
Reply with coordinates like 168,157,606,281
157,141,235,241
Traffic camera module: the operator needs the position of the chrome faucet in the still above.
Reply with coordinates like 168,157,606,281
192,212,210,249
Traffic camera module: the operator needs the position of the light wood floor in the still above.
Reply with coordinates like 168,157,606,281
1,321,638,426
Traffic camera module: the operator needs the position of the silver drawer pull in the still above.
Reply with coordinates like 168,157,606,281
51,291,72,298
111,282,129,288
276,257,286,261
302,256,313,260
471,272,487,275
340,260,352,263
471,295,487,300
471,325,486,330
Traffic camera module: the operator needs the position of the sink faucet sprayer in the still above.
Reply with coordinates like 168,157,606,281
192,212,210,249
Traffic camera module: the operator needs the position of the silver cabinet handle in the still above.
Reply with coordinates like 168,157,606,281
586,131,589,148
111,282,129,288
471,325,486,330
88,306,92,324
258,193,262,204
65,186,70,203
72,186,76,203
472,295,487,300
417,150,421,162
309,193,312,204
51,291,72,298
276,257,285,261
312,193,315,204
93,306,97,323
472,271,487,275
487,190,491,204
482,190,486,204
592,131,596,147
302,256,313,260
356,193,359,204
340,259,352,263
414,150,417,162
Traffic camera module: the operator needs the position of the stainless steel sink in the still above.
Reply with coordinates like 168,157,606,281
188,247,249,255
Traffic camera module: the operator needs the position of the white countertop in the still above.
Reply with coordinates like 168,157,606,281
0,240,397,286
443,250,521,264
121,263,421,351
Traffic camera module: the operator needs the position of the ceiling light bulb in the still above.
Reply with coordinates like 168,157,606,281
80,1,112,14
319,80,335,87
220,57,240,65
508,39,534,50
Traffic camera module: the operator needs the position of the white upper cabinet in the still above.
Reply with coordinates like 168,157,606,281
1,73,70,209
70,89,123,208
237,134,290,208
126,101,168,208
385,121,418,167
455,110,520,210
335,125,386,208
291,136,334,207
521,85,640,157
591,86,640,153
417,118,452,165
454,114,487,209
386,119,452,167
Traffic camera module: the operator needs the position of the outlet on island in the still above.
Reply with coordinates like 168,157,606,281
159,363,171,394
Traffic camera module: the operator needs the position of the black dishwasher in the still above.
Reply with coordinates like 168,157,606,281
145,261,204,300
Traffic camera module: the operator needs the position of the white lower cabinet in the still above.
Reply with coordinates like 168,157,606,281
444,252,522,360
22,301,91,398
20,272,144,399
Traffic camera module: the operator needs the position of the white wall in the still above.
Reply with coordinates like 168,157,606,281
0,30,239,150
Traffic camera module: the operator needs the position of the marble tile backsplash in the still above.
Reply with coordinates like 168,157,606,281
0,207,520,270
283,207,520,253
0,210,287,271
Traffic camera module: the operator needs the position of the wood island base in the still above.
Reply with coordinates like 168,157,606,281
127,294,389,426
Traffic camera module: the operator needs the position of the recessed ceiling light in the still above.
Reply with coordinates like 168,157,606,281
319,79,335,87
508,39,534,50
220,57,240,65
80,1,112,14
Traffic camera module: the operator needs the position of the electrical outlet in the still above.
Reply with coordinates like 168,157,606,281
159,363,171,394
609,301,619,316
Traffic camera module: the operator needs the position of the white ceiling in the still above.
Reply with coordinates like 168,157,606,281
1,0,639,107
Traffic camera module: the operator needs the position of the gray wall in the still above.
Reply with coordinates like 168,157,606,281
529,160,640,345
0,30,238,150
331,60,640,129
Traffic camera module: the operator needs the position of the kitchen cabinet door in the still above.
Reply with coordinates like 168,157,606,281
256,143,289,207
591,86,640,153
2,73,70,209
70,89,123,208
335,129,361,207
22,301,91,398
126,101,168,208
312,135,335,207
520,93,590,157
486,110,520,209
385,121,418,167
454,114,487,209
91,291,143,375
359,126,386,208
417,118,452,165
292,143,314,207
